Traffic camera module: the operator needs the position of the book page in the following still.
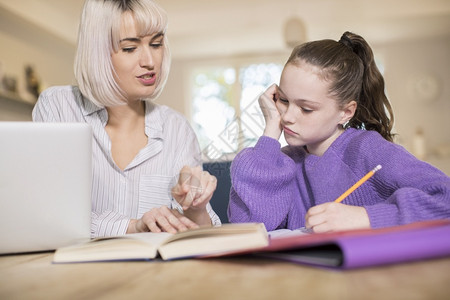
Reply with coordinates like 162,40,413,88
53,232,173,263
126,232,173,246
158,229,269,260
162,223,266,244
269,227,312,239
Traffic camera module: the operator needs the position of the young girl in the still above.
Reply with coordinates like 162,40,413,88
228,31,450,233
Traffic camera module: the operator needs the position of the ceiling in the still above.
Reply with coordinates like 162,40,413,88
1,0,450,59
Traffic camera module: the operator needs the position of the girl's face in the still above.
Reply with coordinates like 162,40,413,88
275,63,349,156
111,13,164,102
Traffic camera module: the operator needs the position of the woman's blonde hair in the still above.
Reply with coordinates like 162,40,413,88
74,0,171,107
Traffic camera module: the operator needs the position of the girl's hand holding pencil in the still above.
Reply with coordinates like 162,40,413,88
305,165,382,233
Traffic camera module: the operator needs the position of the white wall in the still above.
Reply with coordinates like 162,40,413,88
377,36,450,174
0,6,75,120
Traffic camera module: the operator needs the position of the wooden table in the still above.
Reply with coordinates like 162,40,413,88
1,252,449,299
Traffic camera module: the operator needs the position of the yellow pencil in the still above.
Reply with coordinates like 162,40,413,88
334,165,382,203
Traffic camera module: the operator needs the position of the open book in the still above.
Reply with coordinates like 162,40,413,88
256,219,450,269
53,223,268,263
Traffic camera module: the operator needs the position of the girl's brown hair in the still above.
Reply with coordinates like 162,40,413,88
287,31,394,142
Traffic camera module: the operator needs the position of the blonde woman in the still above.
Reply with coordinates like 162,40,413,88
33,0,221,237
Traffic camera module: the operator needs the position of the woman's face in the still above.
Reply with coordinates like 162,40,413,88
111,13,164,102
275,63,347,156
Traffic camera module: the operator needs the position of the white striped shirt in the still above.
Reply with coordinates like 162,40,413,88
32,86,221,237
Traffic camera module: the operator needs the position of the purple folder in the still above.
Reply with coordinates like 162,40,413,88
256,220,450,269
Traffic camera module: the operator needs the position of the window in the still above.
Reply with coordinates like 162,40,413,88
190,62,285,161
239,63,283,149
192,68,237,154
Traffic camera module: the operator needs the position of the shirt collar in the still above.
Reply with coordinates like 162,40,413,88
79,92,103,116
145,102,164,140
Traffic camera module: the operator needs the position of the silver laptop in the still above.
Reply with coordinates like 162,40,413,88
0,122,92,254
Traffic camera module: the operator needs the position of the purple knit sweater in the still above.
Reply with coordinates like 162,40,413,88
228,128,450,230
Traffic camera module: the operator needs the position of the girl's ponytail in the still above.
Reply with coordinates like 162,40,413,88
339,32,395,142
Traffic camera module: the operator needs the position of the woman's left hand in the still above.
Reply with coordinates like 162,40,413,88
171,166,217,225
305,202,371,233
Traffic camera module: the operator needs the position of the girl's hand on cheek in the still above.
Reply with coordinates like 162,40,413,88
305,202,371,233
259,84,282,140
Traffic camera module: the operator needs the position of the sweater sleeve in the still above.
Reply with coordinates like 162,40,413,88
366,160,450,228
354,133,450,228
228,136,297,230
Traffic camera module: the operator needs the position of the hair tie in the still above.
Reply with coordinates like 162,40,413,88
339,34,353,51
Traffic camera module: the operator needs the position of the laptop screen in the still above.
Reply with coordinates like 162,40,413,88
0,122,92,254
